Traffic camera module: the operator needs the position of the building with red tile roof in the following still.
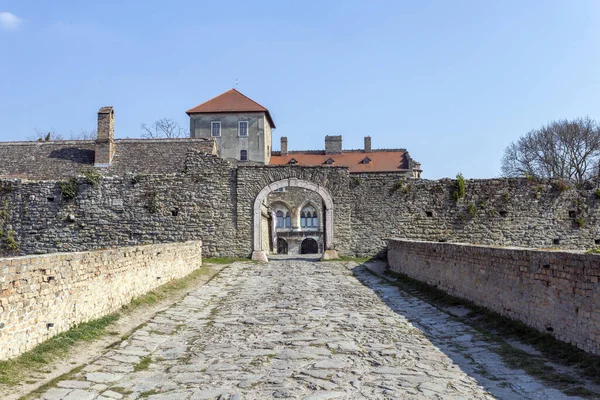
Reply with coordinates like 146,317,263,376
270,136,421,176
185,89,421,177
187,89,275,164
187,88,276,128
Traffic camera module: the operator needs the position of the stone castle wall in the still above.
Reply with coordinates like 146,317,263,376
387,239,600,355
1,152,600,258
0,241,203,360
0,153,237,257
348,174,600,256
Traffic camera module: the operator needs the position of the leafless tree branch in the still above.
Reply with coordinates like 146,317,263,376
501,117,600,186
140,118,188,139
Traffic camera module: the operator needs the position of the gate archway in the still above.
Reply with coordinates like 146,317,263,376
301,238,319,254
277,238,288,255
252,178,335,261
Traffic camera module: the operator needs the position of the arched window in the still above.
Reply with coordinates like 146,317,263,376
276,211,284,228
285,212,291,228
301,206,318,228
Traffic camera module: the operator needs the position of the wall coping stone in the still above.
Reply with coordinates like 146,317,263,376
388,238,591,256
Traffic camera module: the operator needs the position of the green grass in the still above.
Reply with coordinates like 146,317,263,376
381,268,600,394
139,389,160,398
18,365,85,400
327,256,372,263
133,355,152,372
107,387,133,395
0,315,118,385
1,265,216,387
203,257,251,264
124,266,213,309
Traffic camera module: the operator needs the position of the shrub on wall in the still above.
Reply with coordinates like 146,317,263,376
0,182,13,194
535,185,544,199
552,179,571,193
467,203,477,217
58,179,79,201
390,180,409,195
5,230,19,251
453,173,466,201
586,246,600,254
82,170,101,187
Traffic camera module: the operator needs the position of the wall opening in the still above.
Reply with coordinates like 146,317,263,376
301,238,319,254
252,178,335,261
277,238,288,255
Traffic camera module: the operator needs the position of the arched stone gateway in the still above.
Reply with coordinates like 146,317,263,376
301,238,319,254
252,178,338,262
277,238,288,255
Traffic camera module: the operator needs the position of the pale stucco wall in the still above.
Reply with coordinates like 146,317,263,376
189,112,272,163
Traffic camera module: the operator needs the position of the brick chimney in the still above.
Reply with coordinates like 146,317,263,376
94,106,115,167
325,135,342,154
364,136,372,152
281,136,288,155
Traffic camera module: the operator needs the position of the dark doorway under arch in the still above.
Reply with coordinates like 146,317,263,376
277,238,288,255
301,238,319,254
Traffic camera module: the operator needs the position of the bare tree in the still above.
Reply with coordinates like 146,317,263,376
28,128,64,141
501,117,600,186
141,118,188,139
29,128,97,141
70,128,97,140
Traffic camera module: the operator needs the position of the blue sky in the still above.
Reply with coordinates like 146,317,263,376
1,1,600,179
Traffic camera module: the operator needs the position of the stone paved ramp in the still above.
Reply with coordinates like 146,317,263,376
37,259,522,399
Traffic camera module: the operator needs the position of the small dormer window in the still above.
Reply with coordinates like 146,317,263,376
324,158,335,165
288,158,297,165
361,156,371,164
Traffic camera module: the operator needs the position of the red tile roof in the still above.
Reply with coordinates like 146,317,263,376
186,89,275,128
270,151,410,173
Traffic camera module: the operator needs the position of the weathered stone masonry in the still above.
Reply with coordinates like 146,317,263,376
0,152,237,257
2,153,600,258
348,175,600,256
0,241,203,360
387,239,600,355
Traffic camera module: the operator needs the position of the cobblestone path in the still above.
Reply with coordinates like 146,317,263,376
35,259,576,400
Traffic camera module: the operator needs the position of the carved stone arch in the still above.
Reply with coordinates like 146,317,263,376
298,199,322,229
298,198,320,212
252,178,335,261
269,199,293,214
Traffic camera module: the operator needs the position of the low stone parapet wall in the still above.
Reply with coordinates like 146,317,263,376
0,241,202,360
387,239,600,355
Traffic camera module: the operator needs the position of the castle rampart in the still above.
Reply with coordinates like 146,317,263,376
388,239,600,355
1,154,600,258
0,241,203,360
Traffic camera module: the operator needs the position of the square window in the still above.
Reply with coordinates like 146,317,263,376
211,121,221,137
240,150,248,161
238,121,248,137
